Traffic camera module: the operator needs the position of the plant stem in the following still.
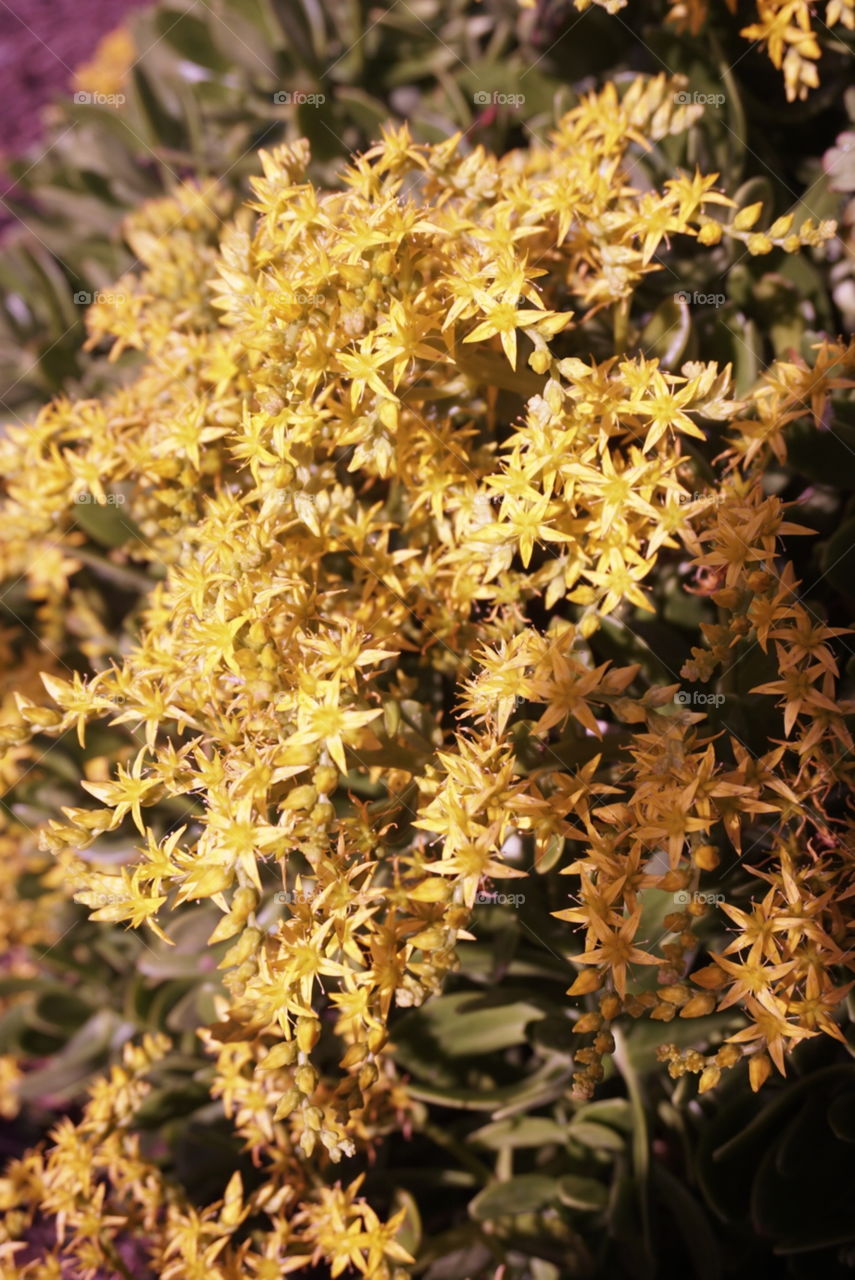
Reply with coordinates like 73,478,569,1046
72,546,157,594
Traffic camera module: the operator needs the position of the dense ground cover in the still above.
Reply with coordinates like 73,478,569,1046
0,3,853,1278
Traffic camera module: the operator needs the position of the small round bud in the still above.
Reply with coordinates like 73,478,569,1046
310,800,335,826
599,994,622,1020
280,784,318,812
313,765,339,794
747,233,773,255
697,221,722,246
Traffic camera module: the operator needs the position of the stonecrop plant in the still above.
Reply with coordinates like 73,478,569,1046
523,0,855,101
0,71,853,1277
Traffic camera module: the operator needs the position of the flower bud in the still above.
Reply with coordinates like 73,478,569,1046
313,764,339,794
358,1062,379,1091
715,1044,743,1068
749,1052,772,1092
273,1089,301,1120
680,993,717,1018
231,886,259,922
303,1105,323,1131
296,1017,321,1054
295,1064,318,1095
567,968,601,996
693,844,720,871
574,1012,603,1034
698,1065,720,1093
599,994,622,1020
366,1026,387,1055
280,784,318,812
747,233,773,255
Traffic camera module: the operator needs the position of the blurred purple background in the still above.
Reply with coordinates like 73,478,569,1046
0,0,149,156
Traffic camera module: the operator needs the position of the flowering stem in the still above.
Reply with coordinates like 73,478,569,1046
613,1025,651,1254
454,348,547,399
420,1119,493,1184
72,546,157,594
613,298,630,353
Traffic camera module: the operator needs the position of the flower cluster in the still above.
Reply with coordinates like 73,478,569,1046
523,0,855,101
0,1034,412,1279
0,72,851,1273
